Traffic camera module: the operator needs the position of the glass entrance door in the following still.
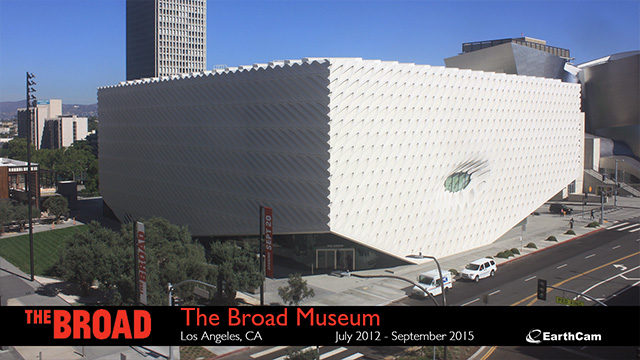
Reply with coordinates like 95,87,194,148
316,248,355,271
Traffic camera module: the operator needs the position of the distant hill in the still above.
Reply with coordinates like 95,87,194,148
0,100,98,120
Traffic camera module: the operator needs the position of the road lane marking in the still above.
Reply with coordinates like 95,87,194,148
524,276,537,282
576,265,640,301
607,222,629,230
489,290,501,296
557,264,568,269
461,298,480,306
617,224,639,231
251,346,288,358
612,245,621,250
585,254,595,259
320,347,347,359
341,353,364,360
479,346,497,360
512,251,640,306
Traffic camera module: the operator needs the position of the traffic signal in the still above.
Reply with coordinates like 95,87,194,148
537,279,547,301
171,296,183,307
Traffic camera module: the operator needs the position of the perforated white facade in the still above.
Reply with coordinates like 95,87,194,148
99,58,583,262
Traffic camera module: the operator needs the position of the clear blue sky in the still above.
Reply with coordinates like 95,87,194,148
1,0,639,105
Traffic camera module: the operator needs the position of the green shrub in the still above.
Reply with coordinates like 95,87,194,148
525,242,537,249
586,221,600,228
510,248,520,255
496,250,514,259
565,230,576,235
546,236,557,242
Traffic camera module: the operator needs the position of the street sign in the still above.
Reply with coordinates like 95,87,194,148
193,286,209,299
555,296,584,307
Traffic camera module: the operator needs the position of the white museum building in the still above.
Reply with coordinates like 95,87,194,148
98,57,583,272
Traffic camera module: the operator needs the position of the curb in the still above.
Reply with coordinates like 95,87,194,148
467,346,487,360
497,227,607,268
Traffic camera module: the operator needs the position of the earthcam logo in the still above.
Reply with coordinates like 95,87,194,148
526,329,601,344
526,329,543,344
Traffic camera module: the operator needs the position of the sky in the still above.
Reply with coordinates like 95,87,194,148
0,0,639,105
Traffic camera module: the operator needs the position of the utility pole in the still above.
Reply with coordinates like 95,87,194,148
26,72,36,282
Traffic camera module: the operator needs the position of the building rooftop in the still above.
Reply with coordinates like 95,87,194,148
461,37,571,60
0,158,38,167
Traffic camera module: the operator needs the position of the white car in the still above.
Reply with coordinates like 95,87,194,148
460,258,497,282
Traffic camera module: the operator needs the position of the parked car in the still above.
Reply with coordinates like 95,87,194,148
412,269,453,297
549,203,573,215
460,258,497,282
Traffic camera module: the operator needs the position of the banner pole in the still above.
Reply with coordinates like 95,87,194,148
259,205,264,306
134,220,139,305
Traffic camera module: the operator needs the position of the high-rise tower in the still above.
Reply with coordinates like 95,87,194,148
126,0,207,81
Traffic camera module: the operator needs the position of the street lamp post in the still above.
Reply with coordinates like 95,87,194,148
614,159,624,207
406,254,447,306
26,72,36,282
329,270,441,306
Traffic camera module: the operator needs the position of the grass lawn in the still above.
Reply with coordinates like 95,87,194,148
0,225,88,277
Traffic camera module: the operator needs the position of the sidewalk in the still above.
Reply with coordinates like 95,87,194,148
245,196,640,306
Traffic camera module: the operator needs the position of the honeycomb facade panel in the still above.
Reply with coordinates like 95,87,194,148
325,58,582,260
99,58,583,263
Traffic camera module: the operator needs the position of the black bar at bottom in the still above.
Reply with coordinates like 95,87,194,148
2,306,638,346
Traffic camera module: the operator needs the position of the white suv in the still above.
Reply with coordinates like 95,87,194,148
460,258,497,282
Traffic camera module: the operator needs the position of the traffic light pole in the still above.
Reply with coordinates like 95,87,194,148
537,278,607,306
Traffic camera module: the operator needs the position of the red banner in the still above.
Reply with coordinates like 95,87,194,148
135,222,147,305
264,207,274,278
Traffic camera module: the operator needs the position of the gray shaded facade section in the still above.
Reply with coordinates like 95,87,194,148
580,51,639,159
444,43,567,79
99,62,332,237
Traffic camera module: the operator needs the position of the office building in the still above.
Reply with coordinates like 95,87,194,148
17,99,62,150
99,57,583,272
17,100,89,150
126,0,207,81
41,115,90,149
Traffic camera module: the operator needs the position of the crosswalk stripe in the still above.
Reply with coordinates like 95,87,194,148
320,347,348,359
629,227,640,233
617,224,640,232
250,346,288,358
607,222,629,230
341,353,364,360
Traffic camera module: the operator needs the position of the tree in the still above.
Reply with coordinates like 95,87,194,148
42,196,69,222
53,218,217,305
208,241,263,303
278,273,315,306
12,202,29,231
286,347,319,360
55,222,121,294
60,144,94,182
0,200,15,234
5,138,36,162
0,200,29,234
